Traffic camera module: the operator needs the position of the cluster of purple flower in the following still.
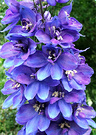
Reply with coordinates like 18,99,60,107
0,0,96,134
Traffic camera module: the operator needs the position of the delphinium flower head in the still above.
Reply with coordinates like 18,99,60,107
0,0,96,135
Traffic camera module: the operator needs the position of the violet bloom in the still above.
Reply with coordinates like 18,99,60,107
18,126,47,135
1,0,39,32
62,60,94,92
58,2,83,32
1,65,34,109
1,0,20,32
16,101,50,134
10,65,59,100
46,117,92,135
35,16,80,46
0,37,36,68
46,84,85,120
5,4,42,38
47,0,70,6
1,75,26,109
73,104,96,129
26,44,78,81
35,3,81,47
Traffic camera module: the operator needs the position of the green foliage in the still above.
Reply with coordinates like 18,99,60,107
0,0,96,134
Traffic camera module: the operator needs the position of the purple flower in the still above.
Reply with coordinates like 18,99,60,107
9,65,59,100
46,117,92,135
62,61,94,92
47,0,70,6
73,104,96,129
0,37,36,68
1,65,35,109
1,77,26,109
35,16,80,46
46,84,85,120
58,3,83,32
16,101,50,134
17,126,47,135
1,0,20,32
26,44,78,81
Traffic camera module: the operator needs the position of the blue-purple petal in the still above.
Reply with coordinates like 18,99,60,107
37,82,50,100
37,63,52,81
26,51,47,68
58,99,72,118
16,104,37,125
38,115,50,131
48,102,60,119
24,82,39,100
26,115,39,134
51,63,63,80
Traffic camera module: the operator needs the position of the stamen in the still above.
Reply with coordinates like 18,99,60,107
52,26,56,33
30,74,35,79
76,107,85,116
57,36,63,41
12,83,20,89
59,122,70,129
33,103,45,114
52,91,64,98
65,70,77,81
22,20,33,30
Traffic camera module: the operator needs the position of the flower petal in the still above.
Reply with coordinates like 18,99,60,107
48,102,60,119
24,82,39,100
37,63,52,81
51,63,63,80
37,82,50,100
58,100,72,118
35,30,51,43
26,51,47,68
38,115,50,131
26,115,39,134
16,104,37,125
57,52,78,70
62,78,72,92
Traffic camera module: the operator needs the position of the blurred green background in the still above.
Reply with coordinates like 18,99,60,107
0,0,96,134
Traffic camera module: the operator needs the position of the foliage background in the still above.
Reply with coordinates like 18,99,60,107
0,0,96,134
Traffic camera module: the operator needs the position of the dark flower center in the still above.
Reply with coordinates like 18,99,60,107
59,122,70,129
14,40,28,53
22,18,33,31
33,101,45,115
52,91,64,98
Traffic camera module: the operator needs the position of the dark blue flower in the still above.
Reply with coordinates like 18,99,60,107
62,60,94,92
17,126,47,135
26,44,78,81
0,37,36,68
16,101,50,134
73,104,96,129
46,84,85,120
1,77,26,109
46,116,92,135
